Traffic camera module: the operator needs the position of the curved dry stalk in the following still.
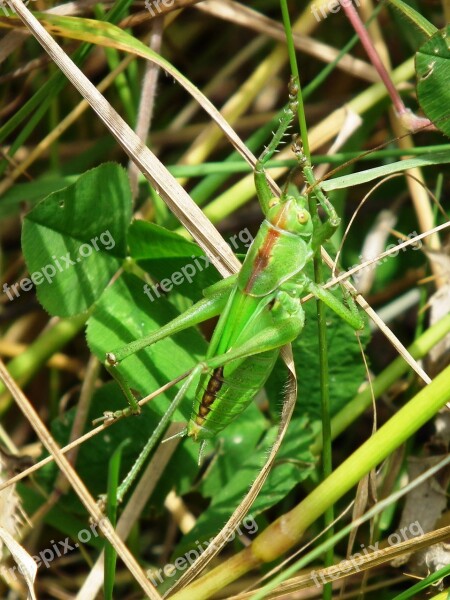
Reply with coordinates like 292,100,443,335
166,346,297,597
0,359,162,599
321,222,450,292
0,373,189,494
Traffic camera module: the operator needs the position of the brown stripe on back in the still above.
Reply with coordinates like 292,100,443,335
244,206,288,294
195,366,224,425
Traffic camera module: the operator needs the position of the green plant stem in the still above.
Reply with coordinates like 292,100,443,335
171,364,450,600
280,4,334,592
252,455,450,600
139,143,450,180
0,314,87,413
307,187,335,599
312,257,334,600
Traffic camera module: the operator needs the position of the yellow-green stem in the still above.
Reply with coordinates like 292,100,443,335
171,364,450,599
0,314,87,412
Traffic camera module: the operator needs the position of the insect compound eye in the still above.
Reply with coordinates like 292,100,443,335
298,211,309,224
268,197,279,209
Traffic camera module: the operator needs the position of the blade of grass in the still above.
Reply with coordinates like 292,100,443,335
104,439,130,600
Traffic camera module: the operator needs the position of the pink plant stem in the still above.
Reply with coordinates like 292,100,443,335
340,0,434,130
340,0,407,116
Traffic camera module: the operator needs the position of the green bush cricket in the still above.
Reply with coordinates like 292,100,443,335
103,80,365,473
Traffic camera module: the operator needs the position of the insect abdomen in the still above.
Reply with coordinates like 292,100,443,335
196,366,224,422
187,350,279,441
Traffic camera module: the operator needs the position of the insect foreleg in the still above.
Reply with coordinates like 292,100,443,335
305,278,364,331
290,138,341,252
195,291,305,373
309,203,341,254
254,80,298,215
107,283,232,366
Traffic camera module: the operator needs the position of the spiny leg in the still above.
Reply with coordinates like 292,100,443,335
99,282,233,422
291,135,340,225
291,136,342,252
289,141,365,319
254,77,298,215
114,369,197,502
310,280,363,330
282,271,364,330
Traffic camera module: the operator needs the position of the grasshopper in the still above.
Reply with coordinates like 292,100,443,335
103,81,365,467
